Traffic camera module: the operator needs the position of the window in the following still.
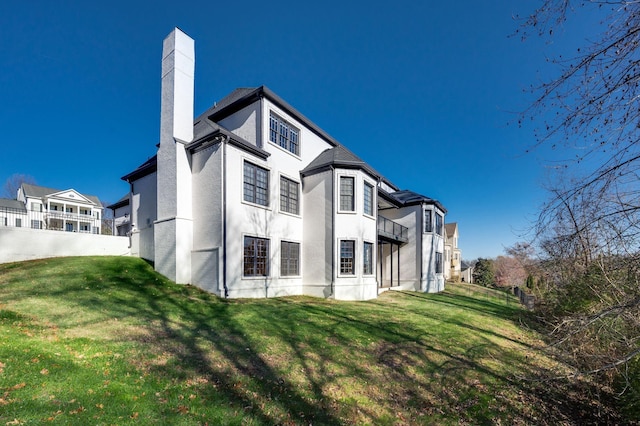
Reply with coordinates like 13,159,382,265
435,213,443,236
31,220,41,229
339,177,354,211
244,236,269,276
363,182,374,216
363,242,374,275
280,176,299,215
269,113,300,155
1,217,6,226
340,240,355,275
435,252,443,274
281,241,300,276
15,218,21,227
80,224,89,232
244,162,269,206
424,210,432,232
31,203,42,212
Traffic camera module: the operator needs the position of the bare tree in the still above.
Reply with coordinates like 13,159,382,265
2,174,36,198
519,0,640,395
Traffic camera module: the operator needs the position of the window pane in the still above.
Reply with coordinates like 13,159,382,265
270,113,300,156
280,177,299,214
364,183,373,216
340,177,354,211
281,241,300,276
244,162,269,206
340,240,355,274
424,210,432,232
244,236,270,276
363,242,373,275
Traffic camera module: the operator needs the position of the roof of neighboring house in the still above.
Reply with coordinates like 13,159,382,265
445,223,458,237
390,190,447,213
0,198,27,212
106,194,130,211
20,183,101,207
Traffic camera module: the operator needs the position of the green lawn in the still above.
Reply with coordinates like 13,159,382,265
0,257,618,424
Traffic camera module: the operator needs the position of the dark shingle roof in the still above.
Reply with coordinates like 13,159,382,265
300,146,385,182
195,88,257,123
121,156,158,182
0,198,27,212
106,194,130,210
390,190,447,213
21,183,101,206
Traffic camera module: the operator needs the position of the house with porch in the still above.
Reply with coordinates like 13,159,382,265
0,183,103,234
119,28,447,300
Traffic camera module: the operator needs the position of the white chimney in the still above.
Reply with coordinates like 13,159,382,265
155,27,194,284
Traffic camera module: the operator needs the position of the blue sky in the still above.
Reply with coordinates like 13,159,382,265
0,1,599,259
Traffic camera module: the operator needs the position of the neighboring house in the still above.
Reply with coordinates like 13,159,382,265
461,260,475,284
120,28,447,301
444,223,462,282
106,195,131,236
0,183,103,233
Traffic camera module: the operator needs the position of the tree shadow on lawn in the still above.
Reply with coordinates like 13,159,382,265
0,257,622,424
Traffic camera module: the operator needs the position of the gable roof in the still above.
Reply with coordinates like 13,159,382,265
445,223,458,237
0,198,27,212
20,183,101,207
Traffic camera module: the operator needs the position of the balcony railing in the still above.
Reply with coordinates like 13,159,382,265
46,211,96,223
378,216,409,243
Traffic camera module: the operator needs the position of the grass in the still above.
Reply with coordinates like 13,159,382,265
0,256,620,425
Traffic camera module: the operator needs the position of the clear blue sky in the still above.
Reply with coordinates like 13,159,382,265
0,1,597,260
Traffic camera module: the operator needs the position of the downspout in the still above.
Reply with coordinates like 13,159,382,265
222,135,229,298
330,165,335,297
376,177,381,295
420,202,424,291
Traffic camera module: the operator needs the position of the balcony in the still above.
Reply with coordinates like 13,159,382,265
378,216,408,244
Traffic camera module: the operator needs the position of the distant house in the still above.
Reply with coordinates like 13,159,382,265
0,183,103,234
444,223,462,282
461,260,475,284
106,195,131,236
119,29,449,301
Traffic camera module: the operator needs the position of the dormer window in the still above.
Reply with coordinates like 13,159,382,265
269,112,299,156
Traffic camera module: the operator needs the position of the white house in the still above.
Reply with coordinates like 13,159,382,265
444,222,462,282
0,183,103,234
106,195,131,236
119,28,447,300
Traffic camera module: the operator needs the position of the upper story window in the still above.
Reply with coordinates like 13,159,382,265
280,176,299,215
269,113,300,156
363,182,374,216
363,242,374,275
424,210,432,232
244,161,269,206
339,176,355,211
435,213,443,236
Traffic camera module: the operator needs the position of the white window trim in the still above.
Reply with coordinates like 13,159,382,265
278,173,302,218
363,180,376,219
338,238,357,277
268,111,302,158
241,158,272,210
279,239,302,278
242,233,271,279
337,174,357,214
363,240,375,276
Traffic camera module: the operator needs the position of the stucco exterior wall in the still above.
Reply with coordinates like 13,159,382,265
191,144,223,295
130,171,157,261
302,170,333,298
0,226,129,264
379,205,421,291
218,103,260,146
333,169,378,301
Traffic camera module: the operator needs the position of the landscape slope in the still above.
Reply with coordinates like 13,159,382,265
0,257,619,424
